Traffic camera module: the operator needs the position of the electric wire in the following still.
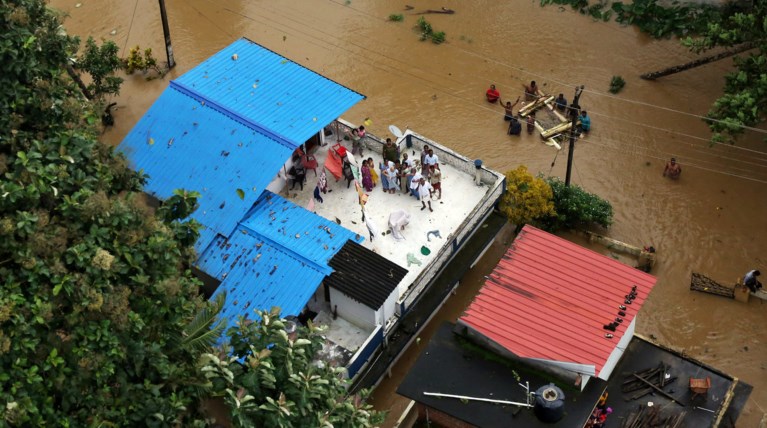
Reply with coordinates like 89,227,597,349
205,1,767,183
121,0,141,57
322,0,767,138
184,1,234,38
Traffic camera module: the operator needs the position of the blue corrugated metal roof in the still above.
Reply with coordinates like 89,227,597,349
240,191,363,275
119,88,293,251
176,38,365,146
201,229,326,332
198,192,363,332
119,38,365,253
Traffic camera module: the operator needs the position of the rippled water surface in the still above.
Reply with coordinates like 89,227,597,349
50,0,767,424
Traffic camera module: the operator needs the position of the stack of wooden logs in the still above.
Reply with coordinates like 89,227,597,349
620,363,687,427
620,404,687,428
622,363,678,402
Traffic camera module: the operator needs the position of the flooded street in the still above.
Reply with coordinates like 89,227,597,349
51,0,767,425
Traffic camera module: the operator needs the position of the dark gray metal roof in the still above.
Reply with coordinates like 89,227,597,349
325,241,407,309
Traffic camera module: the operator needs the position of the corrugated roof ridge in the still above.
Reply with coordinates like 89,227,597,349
237,223,331,276
237,37,367,101
169,80,295,150
468,283,611,365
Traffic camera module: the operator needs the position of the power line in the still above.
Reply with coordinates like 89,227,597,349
121,0,140,56
321,0,767,137
206,1,767,183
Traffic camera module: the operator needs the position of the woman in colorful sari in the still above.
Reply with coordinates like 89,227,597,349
361,159,374,192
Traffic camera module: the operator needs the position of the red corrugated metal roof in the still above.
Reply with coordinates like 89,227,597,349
460,225,657,376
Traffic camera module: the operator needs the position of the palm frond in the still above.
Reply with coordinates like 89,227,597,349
180,292,227,352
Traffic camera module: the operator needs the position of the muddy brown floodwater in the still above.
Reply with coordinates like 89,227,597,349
50,0,767,425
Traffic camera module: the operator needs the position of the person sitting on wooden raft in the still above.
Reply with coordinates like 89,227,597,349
744,269,762,293
485,84,500,103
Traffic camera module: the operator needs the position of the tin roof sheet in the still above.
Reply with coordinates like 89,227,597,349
239,192,363,274
198,192,363,328
118,88,292,250
326,241,407,309
201,228,326,331
459,225,657,376
175,38,365,146
119,38,364,252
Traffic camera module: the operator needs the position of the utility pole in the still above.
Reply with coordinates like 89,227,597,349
158,0,176,69
564,85,584,187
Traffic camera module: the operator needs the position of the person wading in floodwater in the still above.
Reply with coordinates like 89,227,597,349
663,157,681,179
499,95,520,122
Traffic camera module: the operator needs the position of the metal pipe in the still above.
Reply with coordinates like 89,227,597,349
423,392,534,407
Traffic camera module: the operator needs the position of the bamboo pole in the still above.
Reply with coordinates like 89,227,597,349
422,392,533,407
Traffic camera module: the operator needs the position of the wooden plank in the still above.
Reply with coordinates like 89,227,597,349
631,374,686,406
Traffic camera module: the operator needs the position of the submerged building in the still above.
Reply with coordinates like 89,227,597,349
119,37,505,380
396,226,751,427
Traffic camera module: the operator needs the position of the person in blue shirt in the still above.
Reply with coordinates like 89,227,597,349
554,93,568,112
579,110,591,133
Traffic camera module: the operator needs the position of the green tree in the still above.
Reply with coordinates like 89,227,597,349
202,308,385,428
682,2,767,143
0,1,213,425
543,177,613,230
540,0,767,143
499,166,555,228
75,36,124,99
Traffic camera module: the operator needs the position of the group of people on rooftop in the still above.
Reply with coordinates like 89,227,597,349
378,138,442,212
486,82,591,136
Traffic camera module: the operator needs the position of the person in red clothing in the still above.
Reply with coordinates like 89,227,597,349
486,84,500,103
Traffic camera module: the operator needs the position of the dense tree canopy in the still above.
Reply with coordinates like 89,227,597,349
202,309,384,428
541,0,767,143
499,166,555,228
1,1,381,426
499,166,613,231
0,1,213,425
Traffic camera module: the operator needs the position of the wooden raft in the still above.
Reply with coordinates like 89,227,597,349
690,272,735,298
690,272,767,302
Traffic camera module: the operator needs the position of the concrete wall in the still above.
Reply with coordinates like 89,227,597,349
599,316,636,380
375,287,399,329
329,287,375,330
455,321,583,386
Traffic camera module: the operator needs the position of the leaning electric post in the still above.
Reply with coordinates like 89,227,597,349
564,85,584,187
158,0,176,69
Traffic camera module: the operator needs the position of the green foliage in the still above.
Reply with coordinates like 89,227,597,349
499,166,555,227
540,0,767,143
0,1,218,425
431,31,446,44
682,2,767,143
124,45,165,78
609,75,625,94
416,16,446,44
202,308,386,428
543,177,613,230
388,13,404,22
540,0,719,37
75,37,124,99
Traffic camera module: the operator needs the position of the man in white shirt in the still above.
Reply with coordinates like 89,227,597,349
424,149,439,169
417,177,433,212
402,152,414,168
